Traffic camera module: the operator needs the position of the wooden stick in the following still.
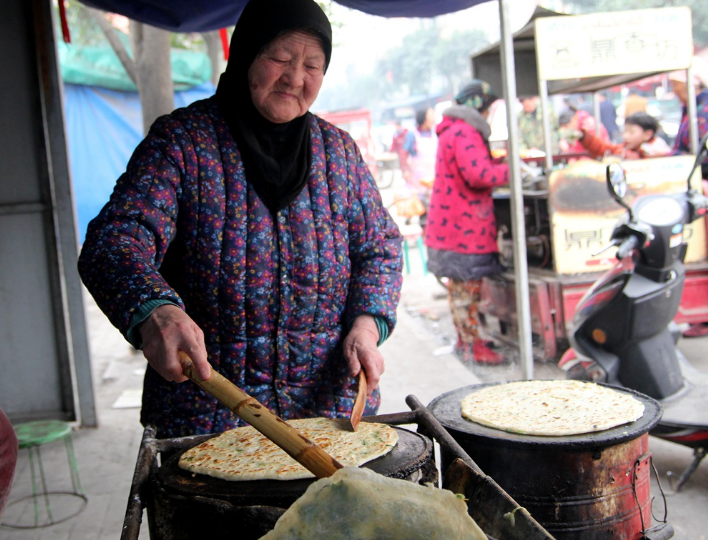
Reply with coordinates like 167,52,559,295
349,370,367,431
179,352,343,479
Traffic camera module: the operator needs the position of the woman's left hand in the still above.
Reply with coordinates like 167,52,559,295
343,315,383,396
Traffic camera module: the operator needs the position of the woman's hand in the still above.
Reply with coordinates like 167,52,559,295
343,315,383,396
139,304,211,382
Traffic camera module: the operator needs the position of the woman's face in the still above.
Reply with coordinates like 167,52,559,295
248,30,326,123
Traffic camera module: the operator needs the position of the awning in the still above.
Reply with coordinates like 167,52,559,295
78,0,491,32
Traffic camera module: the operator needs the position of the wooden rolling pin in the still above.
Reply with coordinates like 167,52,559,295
179,351,343,479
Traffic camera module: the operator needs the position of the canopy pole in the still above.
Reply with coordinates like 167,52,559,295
686,65,699,155
537,74,553,172
593,93,601,137
499,0,534,380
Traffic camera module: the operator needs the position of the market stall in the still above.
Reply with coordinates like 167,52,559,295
473,7,708,361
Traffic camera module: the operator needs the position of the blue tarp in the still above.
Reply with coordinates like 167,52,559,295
65,82,216,242
79,0,490,32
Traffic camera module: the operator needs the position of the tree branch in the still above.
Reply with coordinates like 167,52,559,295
86,7,137,85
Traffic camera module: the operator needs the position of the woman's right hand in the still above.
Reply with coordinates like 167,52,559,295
139,304,211,382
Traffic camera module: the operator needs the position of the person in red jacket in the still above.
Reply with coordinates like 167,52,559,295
425,80,509,365
577,112,671,160
0,407,18,524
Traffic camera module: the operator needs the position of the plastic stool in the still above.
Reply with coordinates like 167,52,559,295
2,420,87,529
398,224,428,276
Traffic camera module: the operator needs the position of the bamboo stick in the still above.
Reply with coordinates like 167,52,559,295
179,352,343,479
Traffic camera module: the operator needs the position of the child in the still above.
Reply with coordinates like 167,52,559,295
578,112,671,159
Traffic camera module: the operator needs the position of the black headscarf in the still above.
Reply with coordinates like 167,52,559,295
215,0,332,214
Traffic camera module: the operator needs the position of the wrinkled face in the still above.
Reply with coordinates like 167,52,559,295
623,123,653,151
248,30,326,123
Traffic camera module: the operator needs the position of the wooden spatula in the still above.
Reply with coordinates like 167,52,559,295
348,369,367,431
179,351,342,479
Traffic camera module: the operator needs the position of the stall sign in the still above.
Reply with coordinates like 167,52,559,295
535,7,692,81
550,156,706,275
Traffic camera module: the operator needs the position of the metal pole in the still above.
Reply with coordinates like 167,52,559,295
499,0,534,380
32,0,97,426
537,74,553,172
593,92,601,137
686,65,699,155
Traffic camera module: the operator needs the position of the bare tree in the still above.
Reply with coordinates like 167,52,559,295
130,20,174,132
202,31,224,87
87,8,174,134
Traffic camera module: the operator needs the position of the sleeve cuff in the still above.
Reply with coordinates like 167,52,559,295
126,299,180,349
374,315,389,346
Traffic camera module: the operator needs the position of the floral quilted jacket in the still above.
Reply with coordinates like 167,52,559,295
78,97,403,437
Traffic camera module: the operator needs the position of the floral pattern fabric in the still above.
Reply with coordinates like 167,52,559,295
78,97,403,438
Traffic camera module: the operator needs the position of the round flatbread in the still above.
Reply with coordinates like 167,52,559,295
460,380,645,437
178,417,399,481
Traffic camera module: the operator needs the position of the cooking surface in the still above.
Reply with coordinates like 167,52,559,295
157,426,432,505
428,383,661,450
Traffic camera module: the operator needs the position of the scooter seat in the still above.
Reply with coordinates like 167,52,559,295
658,356,708,430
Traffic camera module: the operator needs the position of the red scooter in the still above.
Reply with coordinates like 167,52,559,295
559,137,708,491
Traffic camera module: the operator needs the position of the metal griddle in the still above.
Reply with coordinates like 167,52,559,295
156,426,432,508
122,396,556,540
427,383,662,450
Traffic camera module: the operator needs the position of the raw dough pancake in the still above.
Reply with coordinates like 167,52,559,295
179,418,398,481
259,466,487,540
461,380,645,436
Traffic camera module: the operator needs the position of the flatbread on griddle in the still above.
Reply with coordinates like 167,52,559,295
178,417,398,481
461,380,644,436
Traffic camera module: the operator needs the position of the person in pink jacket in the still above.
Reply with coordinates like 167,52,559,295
425,80,509,365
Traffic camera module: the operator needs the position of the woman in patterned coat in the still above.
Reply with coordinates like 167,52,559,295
78,0,403,438
425,81,508,365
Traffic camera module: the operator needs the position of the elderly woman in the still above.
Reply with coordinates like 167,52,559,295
78,0,403,437
424,80,508,365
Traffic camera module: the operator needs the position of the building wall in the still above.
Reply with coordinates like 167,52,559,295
0,0,95,426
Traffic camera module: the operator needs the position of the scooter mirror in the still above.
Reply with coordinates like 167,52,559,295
606,163,627,198
606,164,633,218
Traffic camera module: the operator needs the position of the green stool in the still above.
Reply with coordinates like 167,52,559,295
399,224,428,276
2,420,87,529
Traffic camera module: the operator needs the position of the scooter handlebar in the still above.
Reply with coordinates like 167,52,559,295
616,236,639,260
687,191,708,223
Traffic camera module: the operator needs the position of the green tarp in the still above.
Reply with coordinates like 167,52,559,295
58,39,212,91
